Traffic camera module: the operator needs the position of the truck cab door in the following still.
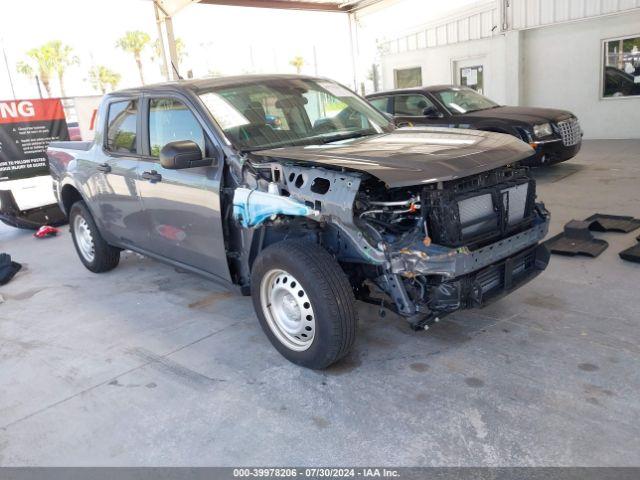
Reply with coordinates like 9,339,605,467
136,95,231,283
90,97,150,247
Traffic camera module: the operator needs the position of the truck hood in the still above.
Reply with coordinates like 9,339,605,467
251,127,534,188
465,106,573,124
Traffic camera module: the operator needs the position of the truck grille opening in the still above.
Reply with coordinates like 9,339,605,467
502,183,529,226
423,167,536,249
475,248,536,295
458,194,497,237
556,118,581,147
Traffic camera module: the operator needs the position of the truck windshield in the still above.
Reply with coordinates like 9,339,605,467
198,78,393,151
431,87,499,114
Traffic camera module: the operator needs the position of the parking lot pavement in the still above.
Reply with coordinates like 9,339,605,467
0,140,639,466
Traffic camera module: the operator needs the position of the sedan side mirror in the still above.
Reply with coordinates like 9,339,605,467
423,106,443,119
159,140,211,169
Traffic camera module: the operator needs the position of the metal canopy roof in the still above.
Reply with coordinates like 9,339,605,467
154,0,387,16
152,0,390,85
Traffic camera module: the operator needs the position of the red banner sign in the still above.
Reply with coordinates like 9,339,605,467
0,98,69,181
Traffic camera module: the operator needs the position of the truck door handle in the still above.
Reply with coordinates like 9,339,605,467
96,163,111,173
141,170,162,183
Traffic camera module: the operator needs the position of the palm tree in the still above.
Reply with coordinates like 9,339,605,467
88,65,121,94
17,44,57,97
152,37,187,76
16,61,34,79
48,40,78,98
289,56,305,74
116,31,150,85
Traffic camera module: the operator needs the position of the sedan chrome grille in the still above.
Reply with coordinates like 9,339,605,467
556,118,581,147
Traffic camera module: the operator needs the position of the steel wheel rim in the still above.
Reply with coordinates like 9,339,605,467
73,214,95,263
259,269,316,352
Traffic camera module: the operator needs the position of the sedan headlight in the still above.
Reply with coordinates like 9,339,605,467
533,122,553,138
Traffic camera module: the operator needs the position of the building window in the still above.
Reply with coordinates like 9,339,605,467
603,35,640,98
459,66,484,95
394,67,422,89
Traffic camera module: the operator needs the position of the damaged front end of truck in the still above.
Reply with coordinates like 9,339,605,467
227,153,550,331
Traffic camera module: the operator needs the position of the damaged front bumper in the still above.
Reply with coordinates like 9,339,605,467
388,215,550,279
375,212,551,327
420,242,550,314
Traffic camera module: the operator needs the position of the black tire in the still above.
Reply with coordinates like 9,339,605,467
69,201,120,273
251,239,357,369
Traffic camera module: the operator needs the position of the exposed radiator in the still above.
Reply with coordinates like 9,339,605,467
423,168,536,248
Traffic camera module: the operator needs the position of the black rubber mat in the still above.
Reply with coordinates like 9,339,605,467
619,235,640,264
545,220,609,257
0,253,22,286
585,214,640,233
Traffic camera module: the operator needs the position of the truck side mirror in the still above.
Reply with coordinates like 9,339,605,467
423,106,443,119
159,140,210,169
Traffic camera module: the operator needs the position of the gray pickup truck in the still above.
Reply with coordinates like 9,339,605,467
47,75,550,369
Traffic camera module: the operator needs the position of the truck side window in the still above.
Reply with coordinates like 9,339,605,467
106,100,138,154
149,98,205,157
393,95,435,116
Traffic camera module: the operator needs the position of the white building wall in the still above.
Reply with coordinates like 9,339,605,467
380,36,509,103
509,0,640,30
378,3,640,139
521,11,640,139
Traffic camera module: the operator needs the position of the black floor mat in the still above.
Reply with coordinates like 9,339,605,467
545,220,609,257
619,235,640,264
0,253,22,285
585,214,640,233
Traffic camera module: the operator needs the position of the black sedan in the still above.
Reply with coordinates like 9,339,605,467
366,86,582,166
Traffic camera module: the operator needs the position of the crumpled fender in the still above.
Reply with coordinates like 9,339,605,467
232,187,319,228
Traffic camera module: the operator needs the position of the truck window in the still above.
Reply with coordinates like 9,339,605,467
148,98,205,157
106,100,138,154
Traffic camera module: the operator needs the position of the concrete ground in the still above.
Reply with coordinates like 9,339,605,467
0,140,639,466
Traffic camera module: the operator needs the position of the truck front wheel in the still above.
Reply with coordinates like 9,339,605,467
251,240,357,369
69,201,120,273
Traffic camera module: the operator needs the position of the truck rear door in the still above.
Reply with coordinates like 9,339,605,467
91,97,150,246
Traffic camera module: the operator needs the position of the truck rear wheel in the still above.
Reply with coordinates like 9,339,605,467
251,240,357,369
69,201,120,273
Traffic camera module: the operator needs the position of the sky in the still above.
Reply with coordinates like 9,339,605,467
0,0,480,101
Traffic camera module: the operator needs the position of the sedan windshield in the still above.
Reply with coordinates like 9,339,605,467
198,78,393,151
431,87,499,114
